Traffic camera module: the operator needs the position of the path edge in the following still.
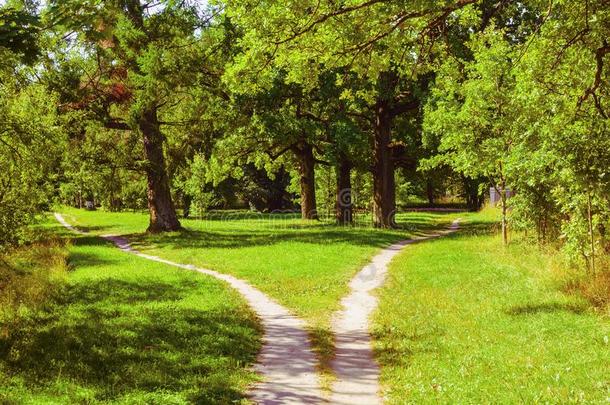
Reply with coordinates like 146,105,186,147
53,212,323,404
328,218,461,405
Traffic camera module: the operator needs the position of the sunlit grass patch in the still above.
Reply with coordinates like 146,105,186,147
372,211,609,403
0,221,262,403
56,207,460,387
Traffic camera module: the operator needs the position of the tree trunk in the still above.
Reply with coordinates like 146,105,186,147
499,181,508,246
587,190,595,273
426,179,435,205
372,100,396,228
294,141,318,220
336,155,353,225
139,107,181,233
501,196,508,245
182,193,192,219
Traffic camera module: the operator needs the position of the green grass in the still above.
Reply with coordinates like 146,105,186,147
0,221,261,404
56,207,459,381
372,209,610,403
1,236,69,341
6,207,606,402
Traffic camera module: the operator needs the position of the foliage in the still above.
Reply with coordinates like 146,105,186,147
424,29,516,188
422,0,610,262
0,4,40,66
0,77,64,247
507,0,610,268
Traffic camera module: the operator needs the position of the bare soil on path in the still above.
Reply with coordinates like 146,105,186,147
55,212,459,404
329,219,461,404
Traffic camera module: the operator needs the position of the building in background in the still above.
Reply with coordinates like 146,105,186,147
489,187,513,205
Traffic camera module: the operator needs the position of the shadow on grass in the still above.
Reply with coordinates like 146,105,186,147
458,219,499,237
0,277,261,403
65,237,121,270
372,327,446,368
506,302,587,316
125,213,458,252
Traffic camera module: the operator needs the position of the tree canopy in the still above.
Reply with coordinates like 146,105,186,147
0,0,608,267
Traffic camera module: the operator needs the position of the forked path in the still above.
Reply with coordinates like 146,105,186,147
329,219,461,404
54,213,322,404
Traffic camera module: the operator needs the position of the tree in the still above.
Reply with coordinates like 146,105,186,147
46,0,221,232
507,0,610,268
210,73,339,220
0,2,65,248
0,70,64,247
224,0,480,227
424,29,517,244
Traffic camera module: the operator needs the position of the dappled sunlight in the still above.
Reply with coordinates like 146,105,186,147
2,0,608,402
0,232,261,403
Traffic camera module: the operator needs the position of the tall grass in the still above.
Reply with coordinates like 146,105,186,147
554,257,610,311
0,237,68,339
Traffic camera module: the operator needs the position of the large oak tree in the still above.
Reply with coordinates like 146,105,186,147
47,0,219,232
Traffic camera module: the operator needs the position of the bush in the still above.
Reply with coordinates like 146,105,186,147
0,79,64,250
559,262,610,311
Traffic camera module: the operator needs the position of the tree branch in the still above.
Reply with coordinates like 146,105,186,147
578,40,610,117
104,120,132,131
273,0,388,45
343,0,479,53
390,99,419,117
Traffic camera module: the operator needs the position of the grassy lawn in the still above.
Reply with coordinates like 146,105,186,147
372,209,610,403
5,208,606,402
0,222,261,404
56,207,459,379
